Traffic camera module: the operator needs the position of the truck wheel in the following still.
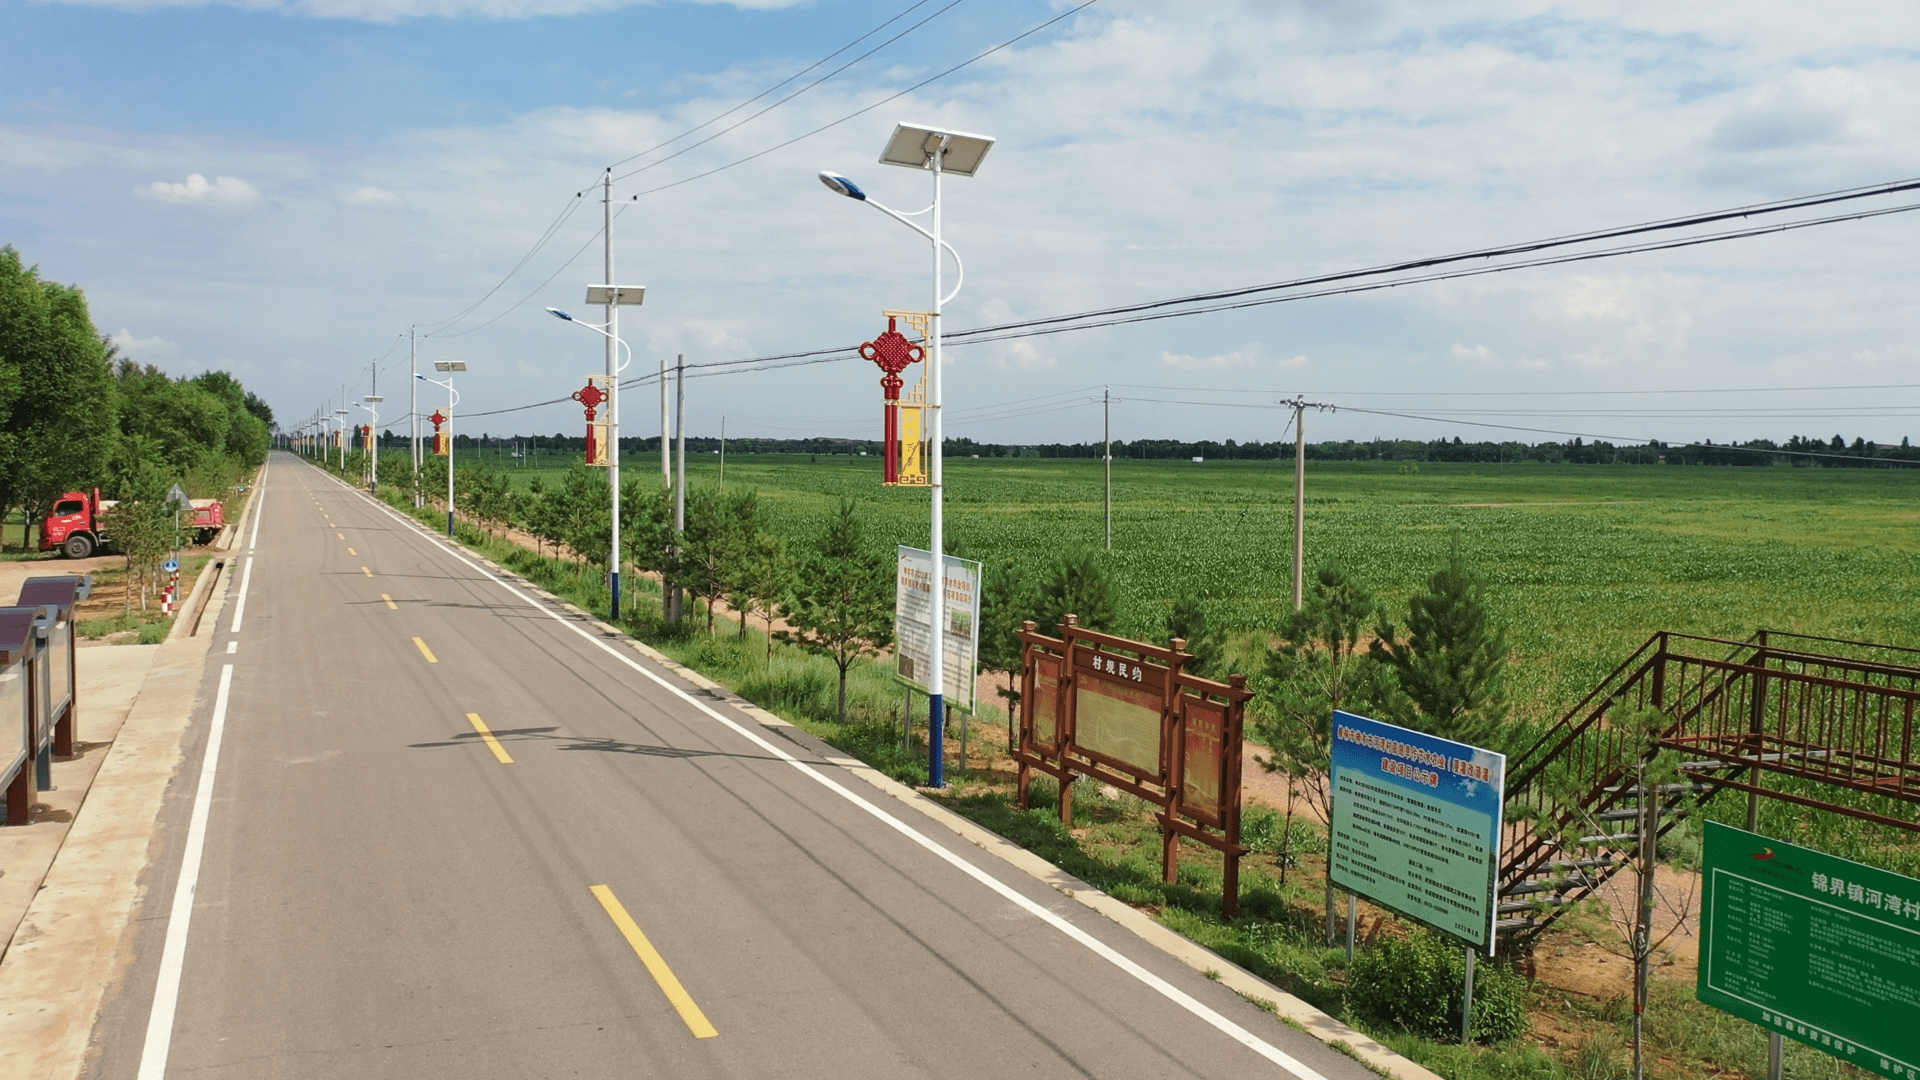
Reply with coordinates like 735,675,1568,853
63,534,94,559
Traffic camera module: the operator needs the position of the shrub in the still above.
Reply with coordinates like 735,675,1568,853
1347,927,1528,1043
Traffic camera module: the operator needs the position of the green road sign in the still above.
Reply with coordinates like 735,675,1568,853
1699,821,1920,1080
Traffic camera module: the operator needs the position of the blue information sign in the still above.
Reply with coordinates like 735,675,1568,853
1329,710,1506,952
163,559,179,573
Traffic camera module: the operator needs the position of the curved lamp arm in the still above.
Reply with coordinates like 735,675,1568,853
546,308,636,374
819,172,965,306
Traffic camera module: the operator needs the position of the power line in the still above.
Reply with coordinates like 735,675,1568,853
618,0,1105,200
610,0,970,184
1107,381,1920,398
943,200,1920,346
416,196,585,336
606,0,944,171
939,175,1920,343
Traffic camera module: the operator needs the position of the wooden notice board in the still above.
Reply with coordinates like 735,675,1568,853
1015,616,1252,916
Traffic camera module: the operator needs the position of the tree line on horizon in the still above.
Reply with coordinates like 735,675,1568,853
362,428,1919,469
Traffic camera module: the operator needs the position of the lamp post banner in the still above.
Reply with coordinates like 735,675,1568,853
894,545,980,709
1329,710,1505,953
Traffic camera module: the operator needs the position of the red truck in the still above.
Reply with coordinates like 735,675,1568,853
40,489,225,558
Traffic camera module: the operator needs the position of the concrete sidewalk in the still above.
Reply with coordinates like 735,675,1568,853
0,645,163,962
0,574,227,1079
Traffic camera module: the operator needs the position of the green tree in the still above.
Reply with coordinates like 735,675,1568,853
976,553,1040,712
1252,565,1404,910
1253,566,1402,829
674,487,737,634
102,458,183,612
1165,592,1223,678
554,465,610,572
735,533,794,662
1036,548,1119,633
1370,542,1511,747
0,247,117,544
721,490,767,637
777,499,893,721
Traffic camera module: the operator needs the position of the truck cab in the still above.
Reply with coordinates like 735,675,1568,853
41,492,105,559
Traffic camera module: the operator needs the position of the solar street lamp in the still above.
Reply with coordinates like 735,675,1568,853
334,409,349,472
358,396,383,493
820,122,995,788
547,284,642,621
419,362,465,536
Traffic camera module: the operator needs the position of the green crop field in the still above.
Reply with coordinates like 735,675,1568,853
472,451,1920,725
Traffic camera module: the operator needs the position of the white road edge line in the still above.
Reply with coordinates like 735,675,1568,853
344,472,1331,1080
228,557,254,635
247,459,268,551
134,663,236,1080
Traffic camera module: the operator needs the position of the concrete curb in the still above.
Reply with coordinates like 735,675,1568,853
313,458,1441,1080
164,556,225,644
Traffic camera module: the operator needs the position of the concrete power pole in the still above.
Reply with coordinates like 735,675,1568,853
1104,386,1112,550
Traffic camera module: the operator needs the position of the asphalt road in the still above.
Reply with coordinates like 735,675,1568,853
84,451,1377,1080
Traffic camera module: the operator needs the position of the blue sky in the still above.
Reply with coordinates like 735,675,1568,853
5,0,1918,448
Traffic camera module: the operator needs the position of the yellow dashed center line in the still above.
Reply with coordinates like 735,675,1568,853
466,713,513,764
336,531,344,539
348,547,357,555
413,637,437,663
381,594,397,610
590,885,718,1039
362,566,372,577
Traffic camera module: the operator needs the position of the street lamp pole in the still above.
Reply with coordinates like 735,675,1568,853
419,362,465,536
335,409,349,472
359,397,383,493
821,122,994,789
547,287,642,621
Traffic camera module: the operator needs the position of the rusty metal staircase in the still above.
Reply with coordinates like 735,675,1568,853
1494,630,1920,941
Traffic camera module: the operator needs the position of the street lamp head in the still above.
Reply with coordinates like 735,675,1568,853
434,361,467,372
818,171,867,201
546,307,574,322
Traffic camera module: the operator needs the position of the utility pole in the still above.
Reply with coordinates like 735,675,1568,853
1293,398,1306,611
719,415,726,493
661,355,671,486
1103,386,1112,550
672,354,687,622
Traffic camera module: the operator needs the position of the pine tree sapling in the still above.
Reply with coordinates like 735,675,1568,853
1037,548,1119,633
777,499,892,721
1371,541,1510,747
1165,592,1222,678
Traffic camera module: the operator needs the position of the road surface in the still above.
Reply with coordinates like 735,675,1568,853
84,451,1375,1080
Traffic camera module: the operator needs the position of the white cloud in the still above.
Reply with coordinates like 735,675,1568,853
1160,345,1306,371
106,328,177,359
144,173,259,206
18,0,1920,449
337,185,408,211
51,0,807,21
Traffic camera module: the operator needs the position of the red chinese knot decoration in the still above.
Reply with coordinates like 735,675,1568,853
859,317,924,484
429,410,447,456
572,380,607,465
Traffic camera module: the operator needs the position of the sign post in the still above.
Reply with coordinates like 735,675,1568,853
1698,821,1920,1080
894,545,980,710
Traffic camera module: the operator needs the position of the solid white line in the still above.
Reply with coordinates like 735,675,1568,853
345,477,1330,1080
134,664,235,1080
247,460,268,551
228,557,254,635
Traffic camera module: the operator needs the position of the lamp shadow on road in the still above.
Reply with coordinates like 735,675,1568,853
409,727,785,762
